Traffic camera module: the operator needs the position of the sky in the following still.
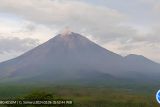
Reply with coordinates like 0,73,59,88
0,0,160,63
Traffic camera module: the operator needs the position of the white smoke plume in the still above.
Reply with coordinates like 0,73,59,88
60,27,72,37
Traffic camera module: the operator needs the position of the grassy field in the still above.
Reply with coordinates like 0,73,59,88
0,84,159,107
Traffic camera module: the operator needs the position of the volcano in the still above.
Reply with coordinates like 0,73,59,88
0,32,160,85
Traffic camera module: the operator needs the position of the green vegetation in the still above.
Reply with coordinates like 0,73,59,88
0,85,159,107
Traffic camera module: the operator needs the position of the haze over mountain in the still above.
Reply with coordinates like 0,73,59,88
0,32,160,85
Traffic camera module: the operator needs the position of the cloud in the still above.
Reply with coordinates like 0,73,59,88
0,0,128,41
0,0,125,23
0,36,39,53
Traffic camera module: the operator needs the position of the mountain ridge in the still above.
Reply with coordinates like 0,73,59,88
0,32,160,85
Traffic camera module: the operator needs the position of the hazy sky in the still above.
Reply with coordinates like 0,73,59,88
0,0,160,63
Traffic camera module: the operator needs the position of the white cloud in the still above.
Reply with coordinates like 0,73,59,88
0,0,125,24
0,36,39,62
0,36,39,53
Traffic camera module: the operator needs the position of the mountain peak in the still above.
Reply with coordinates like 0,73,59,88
125,54,145,58
60,27,72,37
125,54,157,64
55,32,91,45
